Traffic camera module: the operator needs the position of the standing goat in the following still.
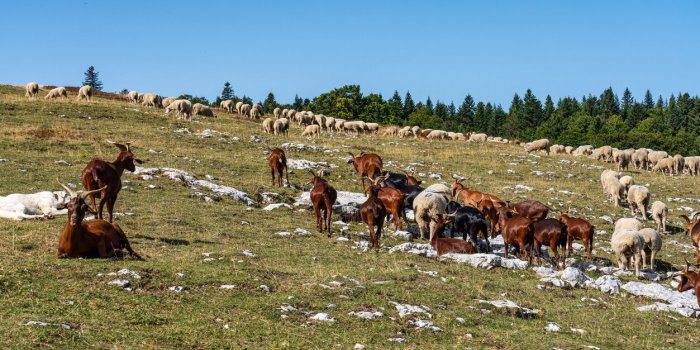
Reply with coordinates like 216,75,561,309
347,152,383,193
267,148,289,187
361,175,388,251
81,141,143,222
307,170,337,236
56,181,142,259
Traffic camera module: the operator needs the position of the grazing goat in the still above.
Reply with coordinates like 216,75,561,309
497,206,534,262
347,152,383,193
477,198,500,238
267,148,289,187
361,175,388,251
451,176,505,209
680,214,700,262
56,182,142,259
445,201,490,252
81,141,143,222
0,190,71,220
430,215,477,256
510,200,550,222
377,186,406,231
679,260,700,307
381,171,421,189
532,218,567,266
558,214,595,261
307,170,337,236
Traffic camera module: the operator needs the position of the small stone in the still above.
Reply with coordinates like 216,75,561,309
544,322,562,332
259,285,272,293
354,344,365,349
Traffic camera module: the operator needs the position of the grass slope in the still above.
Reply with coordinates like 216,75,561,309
1,85,699,349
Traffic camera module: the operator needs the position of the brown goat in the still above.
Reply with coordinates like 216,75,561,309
498,206,534,262
533,218,567,266
510,200,550,222
679,259,700,307
477,198,500,238
56,182,142,259
377,186,406,230
267,148,289,187
680,214,700,262
451,176,505,209
430,214,477,256
559,214,595,261
307,170,337,236
361,175,388,251
81,141,143,222
347,152,383,193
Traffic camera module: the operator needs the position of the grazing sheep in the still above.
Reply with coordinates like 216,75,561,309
250,106,264,119
469,133,487,143
427,130,448,140
652,157,674,175
301,124,321,138
619,175,634,194
77,85,93,101
25,82,39,98
127,91,139,104
410,126,422,139
413,189,449,240
165,99,193,120
611,229,646,276
281,108,289,118
673,154,685,175
161,97,176,109
564,146,574,154
220,100,234,112
365,123,380,134
685,156,700,176
650,201,668,234
334,119,345,132
632,149,649,170
273,118,289,136
572,145,594,157
614,217,644,234
324,117,336,132
524,139,550,154
141,93,163,108
617,152,631,172
627,185,650,220
235,101,244,115
240,104,251,118
549,144,566,154
601,170,623,206
273,107,281,119
397,126,412,138
44,87,67,99
192,103,214,117
638,228,662,271
262,117,274,134
314,114,327,128
648,151,669,168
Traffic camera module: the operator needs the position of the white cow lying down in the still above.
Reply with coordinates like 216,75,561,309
0,190,71,220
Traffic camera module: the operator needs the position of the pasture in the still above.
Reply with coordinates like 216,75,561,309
1,85,699,349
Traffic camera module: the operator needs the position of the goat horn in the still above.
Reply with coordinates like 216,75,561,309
106,139,127,152
56,179,77,198
81,186,107,199
686,258,691,273
307,169,316,177
347,152,355,158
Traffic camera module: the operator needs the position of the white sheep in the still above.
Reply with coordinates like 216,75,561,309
427,130,448,140
273,107,281,119
301,124,320,138
652,157,674,175
632,149,649,170
614,217,644,234
314,114,327,128
192,103,214,117
281,108,289,118
127,91,139,104
220,100,234,112
617,152,631,172
334,119,345,132
611,229,646,276
250,106,264,119
383,126,400,137
673,154,685,175
564,146,574,154
165,99,193,120
650,201,668,234
44,87,67,99
77,85,93,101
161,97,176,109
469,133,487,143
273,118,289,136
627,185,650,220
141,93,163,108
410,126,422,139
524,139,550,154
324,117,336,132
638,228,661,271
685,156,700,176
262,117,274,134
412,188,449,240
365,123,380,134
25,82,39,98
619,175,634,194
0,190,71,220
240,104,251,118
235,101,244,115
572,145,593,157
549,144,566,154
648,151,668,168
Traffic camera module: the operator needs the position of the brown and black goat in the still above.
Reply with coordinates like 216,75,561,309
509,200,550,222
347,152,383,193
307,170,337,236
533,218,567,266
498,206,535,262
559,213,595,261
429,214,477,256
81,140,143,222
361,175,388,251
679,259,700,307
267,148,289,187
56,181,142,259
377,186,406,230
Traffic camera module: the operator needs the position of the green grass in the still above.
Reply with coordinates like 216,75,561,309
1,85,699,349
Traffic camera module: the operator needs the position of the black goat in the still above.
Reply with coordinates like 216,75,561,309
445,201,490,253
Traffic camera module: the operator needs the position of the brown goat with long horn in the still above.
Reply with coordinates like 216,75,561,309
347,152,383,193
56,180,142,259
81,140,143,222
307,169,337,236
360,174,388,251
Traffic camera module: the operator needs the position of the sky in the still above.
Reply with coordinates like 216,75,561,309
2,1,699,106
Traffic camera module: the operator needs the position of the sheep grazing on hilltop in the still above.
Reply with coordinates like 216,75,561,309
45,87,68,99
572,145,593,157
273,118,289,136
601,170,623,206
617,151,631,172
648,150,668,167
382,126,400,137
127,91,139,104
324,117,336,132
314,114,327,128
549,144,566,154
632,149,649,170
192,103,214,117
262,117,274,134
627,185,650,220
673,154,685,175
639,228,662,271
650,201,668,234
220,100,234,113
25,82,39,98
564,146,574,154
685,156,700,176
165,99,193,120
619,175,634,194
250,106,264,119
524,139,550,154
334,119,345,132
301,124,321,138
611,227,645,277
273,107,281,119
469,133,487,143
161,97,176,109
141,93,163,108
235,101,244,115
427,130,448,140
365,123,380,134
77,85,93,101
652,157,675,175
240,104,251,118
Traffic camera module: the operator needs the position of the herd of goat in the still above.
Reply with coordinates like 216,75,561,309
15,82,700,305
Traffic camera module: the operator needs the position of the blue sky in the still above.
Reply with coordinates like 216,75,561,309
2,1,699,106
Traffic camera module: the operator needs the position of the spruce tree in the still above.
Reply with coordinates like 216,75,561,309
386,91,403,123
403,91,415,119
621,88,633,120
221,82,234,100
82,66,103,90
643,89,654,110
425,97,434,114
263,92,277,113
457,95,475,130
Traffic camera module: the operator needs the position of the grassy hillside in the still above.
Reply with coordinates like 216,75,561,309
1,85,699,349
